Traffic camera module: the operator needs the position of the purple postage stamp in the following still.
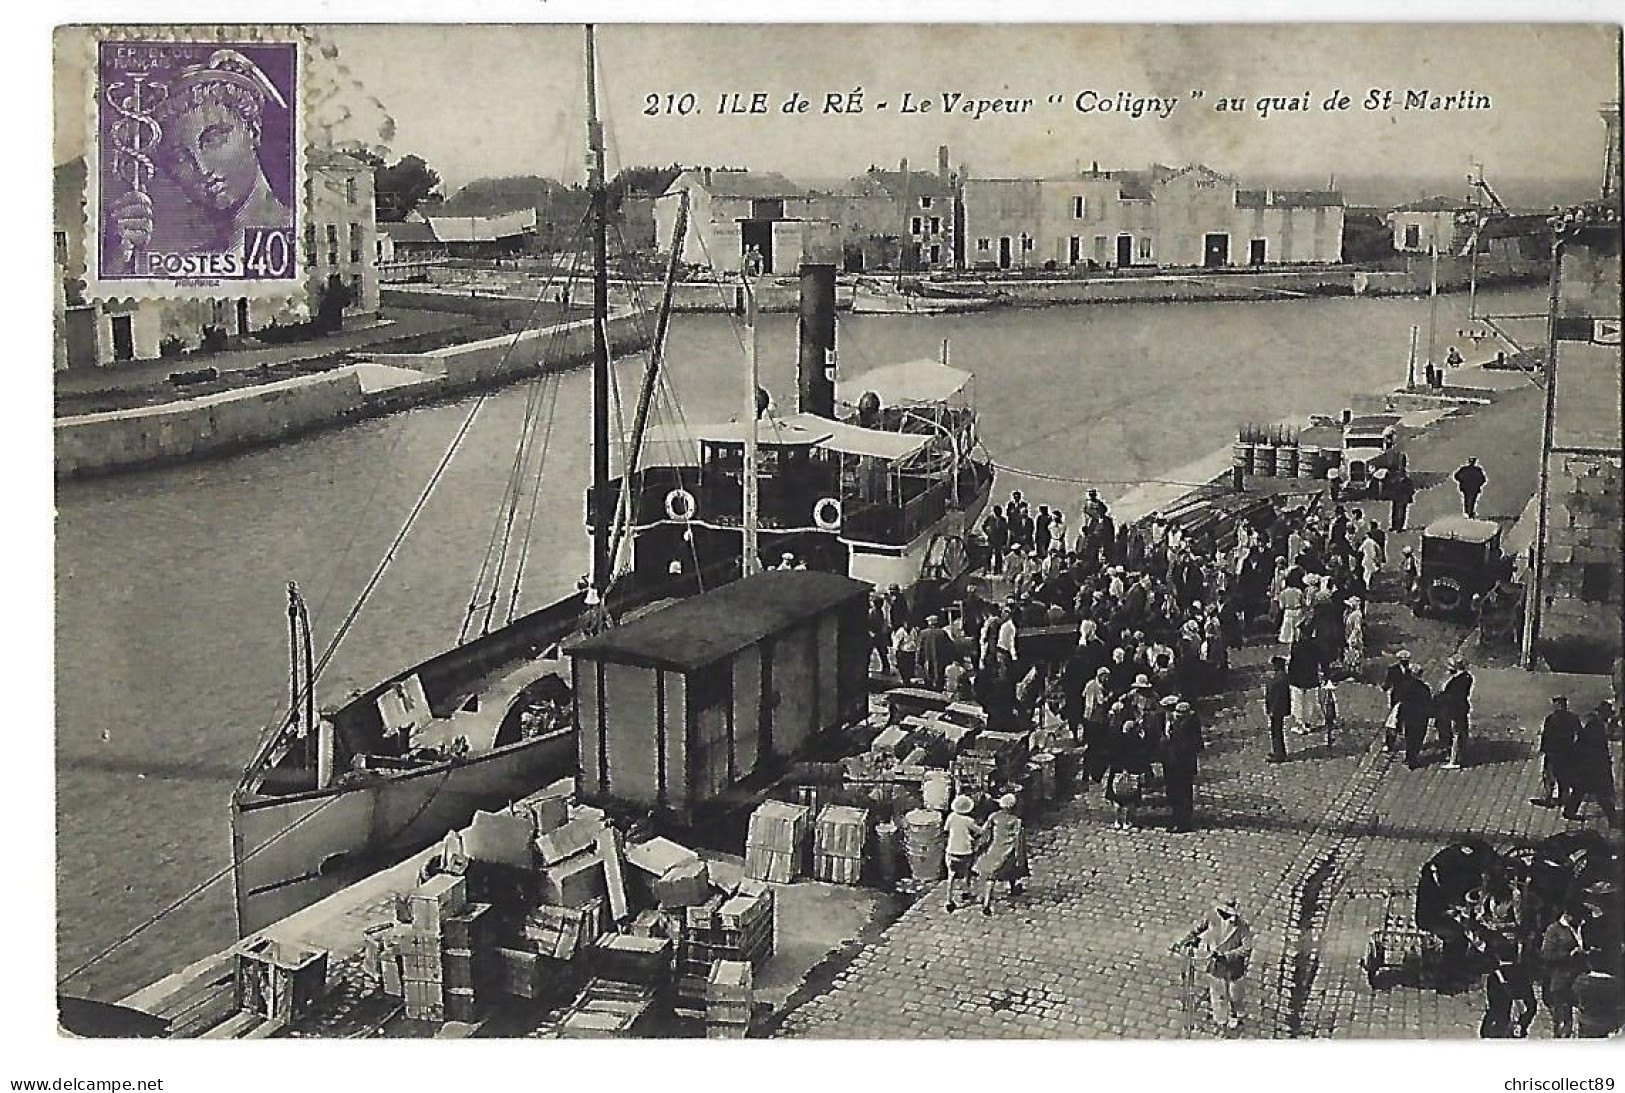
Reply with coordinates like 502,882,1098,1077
89,37,301,297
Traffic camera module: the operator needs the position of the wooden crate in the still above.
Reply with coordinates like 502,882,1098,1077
743,845,799,884
232,937,328,1024
813,852,863,886
409,874,468,935
494,946,546,1000
440,902,494,950
746,800,811,854
591,935,673,989
815,805,869,859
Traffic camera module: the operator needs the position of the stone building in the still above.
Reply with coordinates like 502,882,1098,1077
961,163,1344,272
1526,206,1623,671
1387,195,1476,254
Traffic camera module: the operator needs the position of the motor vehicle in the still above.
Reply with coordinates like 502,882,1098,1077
1340,415,1407,499
1414,515,1514,618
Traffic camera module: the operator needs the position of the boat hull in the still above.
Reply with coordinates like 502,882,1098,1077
232,729,575,935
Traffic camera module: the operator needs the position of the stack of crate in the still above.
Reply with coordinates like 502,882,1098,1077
704,960,753,1039
812,805,868,886
672,883,775,1014
401,873,466,1022
440,900,497,1024
744,800,811,883
590,934,673,999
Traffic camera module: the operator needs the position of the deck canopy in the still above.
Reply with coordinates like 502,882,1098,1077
781,413,933,462
836,359,972,407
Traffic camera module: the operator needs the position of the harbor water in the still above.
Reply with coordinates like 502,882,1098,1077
54,286,1543,999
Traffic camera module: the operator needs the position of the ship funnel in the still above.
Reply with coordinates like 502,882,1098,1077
798,264,837,417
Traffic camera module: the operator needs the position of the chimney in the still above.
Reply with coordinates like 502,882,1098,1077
938,145,950,182
900,157,909,177
1091,160,1099,175
798,265,837,418
702,167,712,188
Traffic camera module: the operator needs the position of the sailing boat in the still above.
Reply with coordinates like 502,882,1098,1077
230,26,690,935
849,163,990,314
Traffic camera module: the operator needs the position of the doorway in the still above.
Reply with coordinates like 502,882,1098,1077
998,237,1012,270
110,314,135,361
1203,233,1230,268
1069,236,1082,265
740,220,774,274
1249,239,1267,266
1116,234,1133,268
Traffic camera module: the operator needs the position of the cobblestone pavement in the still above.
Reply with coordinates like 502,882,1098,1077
778,381,1623,1040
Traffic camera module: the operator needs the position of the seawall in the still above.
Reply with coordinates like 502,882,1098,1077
54,310,649,480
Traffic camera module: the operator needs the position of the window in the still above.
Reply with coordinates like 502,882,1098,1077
1022,236,1033,251
977,238,990,252
1137,237,1153,260
1404,223,1420,249
911,216,923,235
54,231,68,267
304,223,317,263
349,223,363,264
1072,196,1086,219
920,196,933,209
345,177,357,205
929,216,941,234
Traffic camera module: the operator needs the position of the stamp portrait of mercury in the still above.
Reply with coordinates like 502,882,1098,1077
94,39,300,292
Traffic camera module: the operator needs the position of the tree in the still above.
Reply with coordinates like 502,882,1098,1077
375,155,443,222
316,274,356,334
610,164,683,200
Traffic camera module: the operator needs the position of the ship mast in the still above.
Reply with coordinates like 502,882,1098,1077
586,25,612,599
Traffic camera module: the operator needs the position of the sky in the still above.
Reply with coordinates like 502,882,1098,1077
55,23,1621,197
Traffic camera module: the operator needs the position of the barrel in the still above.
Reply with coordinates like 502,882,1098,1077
902,808,946,881
872,821,902,888
1279,446,1299,478
1027,752,1057,802
1298,444,1321,479
921,771,951,812
1255,444,1278,477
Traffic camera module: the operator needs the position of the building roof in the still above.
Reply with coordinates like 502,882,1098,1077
380,221,439,245
863,168,954,200
680,169,807,199
567,571,871,672
1393,195,1476,213
426,208,536,243
836,359,972,407
1236,188,1345,209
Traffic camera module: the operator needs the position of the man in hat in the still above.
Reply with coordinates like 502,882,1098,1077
1081,666,1113,784
1562,701,1620,825
1394,659,1434,769
1388,468,1417,532
1399,545,1420,604
916,613,954,692
1436,655,1474,769
1535,695,1581,807
1264,654,1292,763
985,506,1009,574
1163,699,1203,832
1381,650,1413,753
1172,897,1255,1031
1453,456,1488,519
106,48,295,271
1478,938,1537,1038
1538,906,1588,1037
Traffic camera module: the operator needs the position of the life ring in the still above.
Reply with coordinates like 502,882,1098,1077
813,497,842,531
1427,576,1465,613
664,488,696,522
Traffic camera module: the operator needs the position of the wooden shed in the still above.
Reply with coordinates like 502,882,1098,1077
569,571,872,821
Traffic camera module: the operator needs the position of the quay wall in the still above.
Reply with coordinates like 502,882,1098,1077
54,311,647,480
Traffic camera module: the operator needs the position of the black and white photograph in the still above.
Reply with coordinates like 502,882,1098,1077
30,5,1625,1082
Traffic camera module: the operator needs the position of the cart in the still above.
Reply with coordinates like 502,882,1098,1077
1358,889,1445,990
